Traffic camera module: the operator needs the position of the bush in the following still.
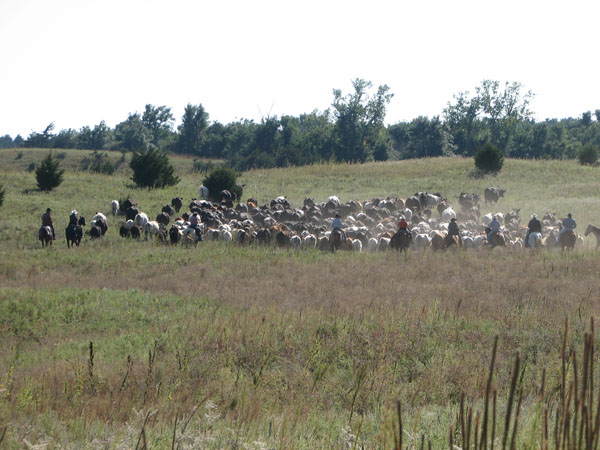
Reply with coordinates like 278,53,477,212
130,148,179,188
0,184,4,208
202,166,242,202
35,152,65,191
578,144,599,166
27,162,36,172
474,143,504,174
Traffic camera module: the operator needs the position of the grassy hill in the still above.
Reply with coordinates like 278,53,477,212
1,148,600,448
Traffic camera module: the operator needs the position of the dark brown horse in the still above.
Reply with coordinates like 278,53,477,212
559,229,577,251
390,229,411,252
39,226,53,247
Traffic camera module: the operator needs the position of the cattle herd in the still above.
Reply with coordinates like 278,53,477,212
45,186,599,252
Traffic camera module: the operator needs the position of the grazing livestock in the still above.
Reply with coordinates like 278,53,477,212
144,221,160,240
156,212,170,226
412,234,431,250
93,212,107,223
134,212,149,228
302,234,317,249
351,238,363,252
199,185,209,200
127,225,140,239
126,206,139,221
111,200,119,216
441,207,456,222
290,235,302,250
171,197,183,212
39,226,53,247
169,225,182,245
484,187,506,205
162,205,175,216
458,193,480,211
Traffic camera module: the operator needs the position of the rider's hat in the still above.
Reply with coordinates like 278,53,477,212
451,217,456,221
335,213,340,218
531,214,537,219
46,208,51,212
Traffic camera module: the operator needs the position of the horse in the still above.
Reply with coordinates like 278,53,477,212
65,223,83,248
527,232,543,249
390,229,411,252
484,227,506,248
585,224,600,248
329,228,345,252
39,226,53,247
559,229,577,251
443,234,461,249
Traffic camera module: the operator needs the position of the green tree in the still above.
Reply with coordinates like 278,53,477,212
402,116,455,159
331,79,393,162
115,113,150,151
0,135,15,148
474,143,504,174
130,148,179,188
142,104,174,146
36,152,65,191
25,123,55,148
175,103,209,154
579,144,599,166
202,166,240,202
444,80,534,154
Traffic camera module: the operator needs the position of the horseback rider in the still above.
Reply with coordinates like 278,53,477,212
448,217,461,244
41,207,55,240
68,210,79,227
524,214,542,248
487,216,501,244
558,213,576,241
189,212,203,240
332,213,347,242
397,216,409,234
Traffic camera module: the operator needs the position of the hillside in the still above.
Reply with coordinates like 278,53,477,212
1,148,599,242
1,148,600,448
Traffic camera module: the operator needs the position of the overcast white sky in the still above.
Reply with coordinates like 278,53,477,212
1,0,599,138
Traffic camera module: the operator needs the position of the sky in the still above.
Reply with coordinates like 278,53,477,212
1,0,599,138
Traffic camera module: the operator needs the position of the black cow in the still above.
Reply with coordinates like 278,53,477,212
171,197,183,213
484,187,506,205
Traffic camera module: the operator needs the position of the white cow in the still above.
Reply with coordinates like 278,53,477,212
413,233,431,250
367,237,378,252
199,185,209,200
290,235,302,250
110,200,119,216
352,239,363,252
441,207,456,222
93,212,107,223
134,212,149,228
303,234,317,249
144,221,160,239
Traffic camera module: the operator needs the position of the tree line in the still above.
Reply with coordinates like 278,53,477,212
1,79,599,170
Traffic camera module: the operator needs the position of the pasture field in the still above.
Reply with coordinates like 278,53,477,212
1,148,600,448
